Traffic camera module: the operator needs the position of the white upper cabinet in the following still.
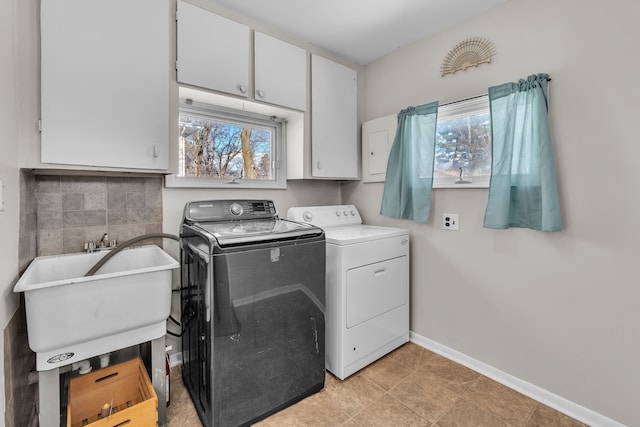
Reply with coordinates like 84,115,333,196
177,1,250,97
254,32,307,111
311,55,358,179
176,2,306,110
40,0,170,171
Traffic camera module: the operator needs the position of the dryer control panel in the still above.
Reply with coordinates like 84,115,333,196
287,205,362,228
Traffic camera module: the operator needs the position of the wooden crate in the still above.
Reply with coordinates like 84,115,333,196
67,357,157,427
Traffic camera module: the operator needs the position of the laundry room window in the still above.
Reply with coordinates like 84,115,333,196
433,95,491,188
166,94,287,189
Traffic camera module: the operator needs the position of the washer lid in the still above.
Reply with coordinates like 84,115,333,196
195,219,322,246
323,224,408,245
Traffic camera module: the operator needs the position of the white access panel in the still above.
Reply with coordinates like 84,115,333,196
362,114,397,183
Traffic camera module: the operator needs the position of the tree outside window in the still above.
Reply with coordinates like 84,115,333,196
178,114,274,181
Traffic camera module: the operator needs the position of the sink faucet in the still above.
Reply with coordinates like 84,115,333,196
84,233,117,253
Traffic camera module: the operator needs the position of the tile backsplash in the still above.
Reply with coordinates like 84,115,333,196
35,174,164,255
19,171,37,272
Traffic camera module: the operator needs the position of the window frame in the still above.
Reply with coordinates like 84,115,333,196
166,98,287,189
433,95,491,189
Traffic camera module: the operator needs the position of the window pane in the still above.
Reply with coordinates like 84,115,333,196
435,111,491,182
178,115,273,180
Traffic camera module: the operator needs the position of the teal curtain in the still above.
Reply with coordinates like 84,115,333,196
483,73,562,231
380,102,438,223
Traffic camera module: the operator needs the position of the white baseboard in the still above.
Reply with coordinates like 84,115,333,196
410,332,626,427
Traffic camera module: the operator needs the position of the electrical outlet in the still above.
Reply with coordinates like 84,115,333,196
443,213,459,230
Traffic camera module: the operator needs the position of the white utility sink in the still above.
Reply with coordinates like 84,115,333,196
14,245,179,371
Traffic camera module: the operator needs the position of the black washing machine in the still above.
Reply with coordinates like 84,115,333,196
179,200,325,427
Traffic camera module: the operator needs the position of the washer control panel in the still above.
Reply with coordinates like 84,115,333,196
287,205,362,227
184,200,277,223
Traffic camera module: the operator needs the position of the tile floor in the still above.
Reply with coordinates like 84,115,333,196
167,342,588,427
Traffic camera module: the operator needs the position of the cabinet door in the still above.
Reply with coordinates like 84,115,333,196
40,0,170,170
254,32,307,111
311,55,358,179
177,1,250,97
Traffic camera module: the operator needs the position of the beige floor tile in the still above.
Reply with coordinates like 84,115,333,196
387,342,437,370
340,418,363,426
168,354,585,427
416,353,480,395
167,368,202,426
462,376,537,425
525,404,590,427
324,371,386,417
353,395,431,427
324,371,342,390
435,399,511,427
254,388,351,427
360,356,414,391
389,373,459,422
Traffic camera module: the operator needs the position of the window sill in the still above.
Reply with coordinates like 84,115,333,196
164,174,287,189
433,178,489,189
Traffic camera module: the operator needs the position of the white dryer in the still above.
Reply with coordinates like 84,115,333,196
287,205,409,380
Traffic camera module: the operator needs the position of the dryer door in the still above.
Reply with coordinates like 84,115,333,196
346,255,408,328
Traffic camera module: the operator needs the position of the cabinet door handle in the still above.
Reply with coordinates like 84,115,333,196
237,84,247,94
256,89,265,98
152,144,159,159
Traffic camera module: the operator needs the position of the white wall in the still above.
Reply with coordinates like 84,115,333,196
343,0,640,425
0,0,21,423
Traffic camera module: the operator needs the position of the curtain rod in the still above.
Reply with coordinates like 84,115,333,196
439,78,552,107
440,94,486,107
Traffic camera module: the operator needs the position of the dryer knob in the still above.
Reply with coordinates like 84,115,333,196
350,210,356,216
302,211,313,222
230,203,243,216
343,210,349,216
336,211,341,217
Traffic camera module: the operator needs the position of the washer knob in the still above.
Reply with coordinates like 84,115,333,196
302,211,313,222
343,210,349,216
230,203,243,216
351,210,356,216
336,211,341,217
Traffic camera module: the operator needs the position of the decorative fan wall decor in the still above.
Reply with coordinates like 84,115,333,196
441,37,496,77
